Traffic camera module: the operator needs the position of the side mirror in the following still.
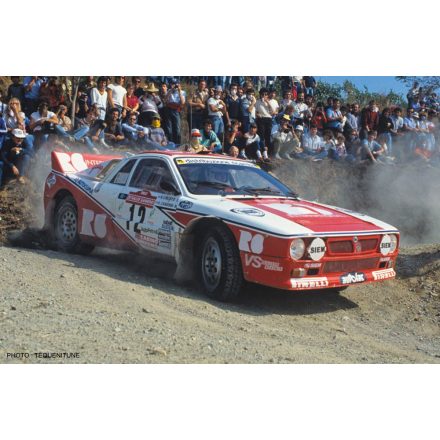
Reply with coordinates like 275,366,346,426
160,180,181,195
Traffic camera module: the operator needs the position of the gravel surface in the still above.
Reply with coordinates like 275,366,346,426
1,243,439,364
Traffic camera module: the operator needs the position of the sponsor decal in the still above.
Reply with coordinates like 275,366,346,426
176,158,256,167
239,230,264,254
178,200,193,210
46,173,56,188
291,277,329,289
340,272,366,285
379,257,391,262
304,262,322,269
156,194,177,209
244,254,283,272
118,193,128,200
70,176,93,195
161,220,174,231
126,191,156,208
372,269,395,280
135,233,158,248
380,234,392,255
81,209,107,238
231,208,265,217
158,229,172,249
307,237,326,261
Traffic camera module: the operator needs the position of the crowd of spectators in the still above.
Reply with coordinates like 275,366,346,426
1,76,440,188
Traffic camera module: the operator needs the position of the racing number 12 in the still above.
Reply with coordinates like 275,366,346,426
126,204,146,233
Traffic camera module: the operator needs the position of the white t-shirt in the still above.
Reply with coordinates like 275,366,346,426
30,110,56,132
269,99,280,114
207,97,223,117
90,88,108,120
255,99,273,118
108,84,127,108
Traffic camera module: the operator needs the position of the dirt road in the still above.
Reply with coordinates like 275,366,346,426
1,243,439,363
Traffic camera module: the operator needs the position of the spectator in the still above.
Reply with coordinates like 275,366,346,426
225,84,242,126
297,125,327,161
103,108,125,148
280,90,294,112
240,88,256,133
311,102,327,135
268,89,280,118
39,77,64,111
0,129,32,186
328,133,355,162
79,76,96,95
107,76,127,118
188,79,208,131
3,98,34,154
51,104,74,144
224,120,243,155
345,103,361,135
360,100,379,139
243,123,268,161
138,83,162,127
377,108,395,155
292,92,310,126
255,88,275,156
164,78,186,144
75,86,90,120
403,108,419,156
207,85,229,142
228,145,239,158
346,128,362,158
273,115,301,160
0,112,6,149
183,128,208,154
7,77,25,105
125,83,140,116
361,130,386,163
303,76,317,96
90,77,109,121
407,81,420,109
200,120,222,153
145,113,176,150
325,98,343,134
29,101,59,149
122,112,148,149
71,107,99,152
23,76,46,115
131,77,143,98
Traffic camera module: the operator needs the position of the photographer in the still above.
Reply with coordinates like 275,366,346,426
273,115,301,160
164,78,185,144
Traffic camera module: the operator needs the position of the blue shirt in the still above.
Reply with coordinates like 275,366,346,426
23,77,45,100
326,108,342,129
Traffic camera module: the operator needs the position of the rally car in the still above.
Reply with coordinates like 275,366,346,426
43,150,399,301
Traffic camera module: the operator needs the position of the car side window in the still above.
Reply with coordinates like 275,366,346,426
110,159,137,186
129,159,175,193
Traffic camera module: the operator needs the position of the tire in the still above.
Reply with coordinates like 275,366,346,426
53,195,94,255
196,226,243,301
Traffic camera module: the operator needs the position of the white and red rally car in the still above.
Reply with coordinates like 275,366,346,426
43,150,399,301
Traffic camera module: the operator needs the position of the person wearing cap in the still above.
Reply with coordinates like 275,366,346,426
144,113,176,151
184,128,207,154
138,83,162,127
207,85,229,142
200,120,222,153
164,79,186,144
272,115,301,160
0,128,31,186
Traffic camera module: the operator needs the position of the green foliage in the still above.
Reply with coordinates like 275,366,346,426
396,76,440,93
315,79,405,108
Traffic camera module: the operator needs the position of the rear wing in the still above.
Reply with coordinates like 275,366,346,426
51,151,124,174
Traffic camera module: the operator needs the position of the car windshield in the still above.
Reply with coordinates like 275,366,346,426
174,158,297,197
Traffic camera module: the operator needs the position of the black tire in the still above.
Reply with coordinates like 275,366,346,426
196,225,243,301
53,195,94,255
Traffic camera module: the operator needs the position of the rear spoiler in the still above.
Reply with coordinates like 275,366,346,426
51,151,123,174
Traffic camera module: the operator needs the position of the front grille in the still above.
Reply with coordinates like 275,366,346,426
360,238,378,252
322,258,379,274
328,240,353,253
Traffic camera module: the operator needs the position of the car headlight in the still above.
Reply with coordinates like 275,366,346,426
290,238,305,260
380,234,398,255
307,237,326,261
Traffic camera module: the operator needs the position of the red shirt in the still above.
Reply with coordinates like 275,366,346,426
127,95,139,111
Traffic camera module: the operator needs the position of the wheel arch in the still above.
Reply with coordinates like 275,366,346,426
44,189,75,231
174,216,238,284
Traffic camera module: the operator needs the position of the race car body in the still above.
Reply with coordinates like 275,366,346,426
44,150,399,300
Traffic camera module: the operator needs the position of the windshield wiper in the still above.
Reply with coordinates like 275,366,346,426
237,186,283,196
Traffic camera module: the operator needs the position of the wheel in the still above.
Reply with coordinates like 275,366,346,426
196,226,243,301
54,195,94,254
